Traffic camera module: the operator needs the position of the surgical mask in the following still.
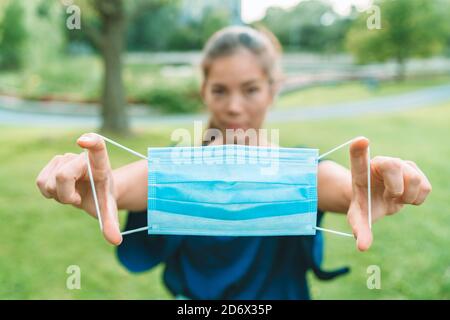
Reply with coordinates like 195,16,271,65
146,145,318,236
85,135,371,239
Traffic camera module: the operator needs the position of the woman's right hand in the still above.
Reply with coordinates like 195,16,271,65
36,133,122,245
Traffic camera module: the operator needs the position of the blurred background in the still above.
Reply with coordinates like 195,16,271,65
0,0,449,299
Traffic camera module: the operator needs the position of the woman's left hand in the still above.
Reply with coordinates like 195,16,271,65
347,137,432,251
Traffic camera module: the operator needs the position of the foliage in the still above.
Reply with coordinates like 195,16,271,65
126,0,179,51
0,1,27,70
259,0,353,53
143,80,203,113
127,3,230,51
346,0,448,79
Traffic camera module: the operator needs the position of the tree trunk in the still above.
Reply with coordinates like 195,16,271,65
396,55,406,82
98,2,129,134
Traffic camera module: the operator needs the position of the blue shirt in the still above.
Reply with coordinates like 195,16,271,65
117,212,349,300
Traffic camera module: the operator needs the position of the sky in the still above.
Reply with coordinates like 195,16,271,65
241,0,374,23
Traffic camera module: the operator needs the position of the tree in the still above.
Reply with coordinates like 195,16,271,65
346,0,448,81
0,1,27,70
84,0,129,134
67,0,169,134
436,0,450,56
126,1,179,51
259,0,352,53
167,6,230,51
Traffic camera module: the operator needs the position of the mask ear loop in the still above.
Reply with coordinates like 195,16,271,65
313,137,372,238
84,134,151,236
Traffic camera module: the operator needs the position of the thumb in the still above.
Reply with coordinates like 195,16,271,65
348,136,373,251
349,136,370,184
101,194,122,246
78,133,121,245
355,222,373,252
348,203,373,251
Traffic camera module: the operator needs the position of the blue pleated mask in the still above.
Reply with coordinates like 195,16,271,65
146,144,319,236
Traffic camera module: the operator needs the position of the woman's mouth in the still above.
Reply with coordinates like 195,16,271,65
227,123,246,130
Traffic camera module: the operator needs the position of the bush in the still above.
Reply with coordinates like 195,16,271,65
145,82,203,114
0,1,27,70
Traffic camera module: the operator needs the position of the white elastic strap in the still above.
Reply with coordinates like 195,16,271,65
313,226,354,238
316,137,372,238
84,134,148,236
121,226,151,236
96,134,148,160
318,139,355,161
85,149,103,232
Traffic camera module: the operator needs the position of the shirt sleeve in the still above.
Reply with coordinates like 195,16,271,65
116,211,183,273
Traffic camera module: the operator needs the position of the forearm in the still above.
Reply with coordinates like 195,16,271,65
317,160,352,213
113,159,148,211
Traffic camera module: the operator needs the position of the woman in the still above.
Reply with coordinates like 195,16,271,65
36,26,432,299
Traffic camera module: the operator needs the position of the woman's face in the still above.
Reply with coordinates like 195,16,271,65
202,48,275,134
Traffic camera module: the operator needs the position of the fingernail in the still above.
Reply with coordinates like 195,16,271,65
78,136,93,142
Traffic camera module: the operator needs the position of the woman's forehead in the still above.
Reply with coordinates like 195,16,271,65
206,50,269,85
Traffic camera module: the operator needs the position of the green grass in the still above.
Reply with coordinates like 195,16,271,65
0,102,449,299
276,75,450,109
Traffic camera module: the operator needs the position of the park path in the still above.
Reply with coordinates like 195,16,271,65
0,84,449,128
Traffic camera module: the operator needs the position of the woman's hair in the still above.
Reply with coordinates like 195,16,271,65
201,25,283,85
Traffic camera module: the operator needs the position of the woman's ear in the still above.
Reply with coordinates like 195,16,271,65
201,81,211,113
269,81,281,109
200,81,207,103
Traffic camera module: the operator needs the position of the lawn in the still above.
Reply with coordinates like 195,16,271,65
0,102,449,299
276,75,450,109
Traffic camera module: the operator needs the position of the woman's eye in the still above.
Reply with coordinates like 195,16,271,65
212,88,226,95
246,87,260,95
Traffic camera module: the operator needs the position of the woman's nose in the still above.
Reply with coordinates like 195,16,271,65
226,94,244,115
